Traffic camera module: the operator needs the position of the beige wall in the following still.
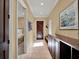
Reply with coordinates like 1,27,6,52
26,3,35,48
48,0,78,40
28,13,35,47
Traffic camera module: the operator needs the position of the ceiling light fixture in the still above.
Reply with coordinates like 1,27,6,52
41,2,44,6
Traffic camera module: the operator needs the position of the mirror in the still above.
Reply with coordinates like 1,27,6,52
17,1,25,55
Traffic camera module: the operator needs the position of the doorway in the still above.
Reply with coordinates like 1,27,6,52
17,1,25,55
16,0,28,59
37,21,44,40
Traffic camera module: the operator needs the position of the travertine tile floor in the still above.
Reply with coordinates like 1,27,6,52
18,40,52,59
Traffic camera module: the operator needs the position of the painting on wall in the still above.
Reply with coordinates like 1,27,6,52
60,0,78,29
28,21,32,31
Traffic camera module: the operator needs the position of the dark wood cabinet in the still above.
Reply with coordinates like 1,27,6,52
0,0,9,59
60,42,71,59
48,35,79,59
48,35,56,59
72,48,79,59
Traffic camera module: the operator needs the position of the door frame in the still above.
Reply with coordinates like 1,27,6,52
35,19,45,40
16,0,27,59
9,0,28,59
36,21,44,39
9,0,17,59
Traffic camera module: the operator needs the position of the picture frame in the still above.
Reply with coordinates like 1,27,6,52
28,21,32,31
60,0,78,29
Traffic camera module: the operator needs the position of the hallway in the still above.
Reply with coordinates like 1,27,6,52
8,0,79,59
18,40,52,59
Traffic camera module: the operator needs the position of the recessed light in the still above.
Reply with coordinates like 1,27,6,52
41,3,44,6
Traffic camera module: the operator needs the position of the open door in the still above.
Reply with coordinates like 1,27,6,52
37,21,44,39
0,0,9,59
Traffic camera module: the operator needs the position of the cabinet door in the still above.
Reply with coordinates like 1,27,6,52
48,36,56,59
51,39,55,58
72,48,79,59
48,36,52,54
60,42,71,59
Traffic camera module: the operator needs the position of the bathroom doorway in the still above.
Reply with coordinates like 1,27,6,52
36,21,44,40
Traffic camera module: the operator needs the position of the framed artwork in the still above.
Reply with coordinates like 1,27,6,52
60,0,78,29
28,21,32,31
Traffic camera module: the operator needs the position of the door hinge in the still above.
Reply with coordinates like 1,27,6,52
8,14,10,19
8,40,10,44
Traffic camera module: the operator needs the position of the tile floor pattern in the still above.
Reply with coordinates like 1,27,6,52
18,40,52,59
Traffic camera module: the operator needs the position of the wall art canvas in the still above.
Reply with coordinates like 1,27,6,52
60,0,78,29
28,21,32,31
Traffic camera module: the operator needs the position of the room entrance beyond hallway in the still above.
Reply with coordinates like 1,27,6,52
37,21,44,40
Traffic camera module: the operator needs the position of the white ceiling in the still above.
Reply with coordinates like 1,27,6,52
27,0,59,17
